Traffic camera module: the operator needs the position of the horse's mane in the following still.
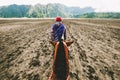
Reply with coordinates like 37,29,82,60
54,41,68,80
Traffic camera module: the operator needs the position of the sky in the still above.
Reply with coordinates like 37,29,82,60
0,0,120,12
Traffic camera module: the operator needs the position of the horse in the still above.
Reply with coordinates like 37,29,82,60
48,40,73,80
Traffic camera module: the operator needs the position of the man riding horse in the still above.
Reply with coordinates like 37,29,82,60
49,16,73,80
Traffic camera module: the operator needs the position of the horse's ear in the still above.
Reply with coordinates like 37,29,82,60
49,40,57,46
66,40,74,46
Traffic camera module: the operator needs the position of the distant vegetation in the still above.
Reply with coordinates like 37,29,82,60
0,4,94,18
0,4,120,18
80,12,120,19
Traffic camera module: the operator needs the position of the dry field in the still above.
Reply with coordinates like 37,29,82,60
0,18,120,80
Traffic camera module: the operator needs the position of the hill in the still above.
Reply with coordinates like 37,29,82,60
80,12,120,19
0,4,94,18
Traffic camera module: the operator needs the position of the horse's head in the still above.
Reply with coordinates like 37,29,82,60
49,40,73,80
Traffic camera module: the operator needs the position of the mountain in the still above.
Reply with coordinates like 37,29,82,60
0,4,30,18
0,4,94,18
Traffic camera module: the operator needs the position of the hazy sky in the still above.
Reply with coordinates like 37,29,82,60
0,0,120,12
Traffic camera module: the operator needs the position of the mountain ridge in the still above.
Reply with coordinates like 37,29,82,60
0,3,94,18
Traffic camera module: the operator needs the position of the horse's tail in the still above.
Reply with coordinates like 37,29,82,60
53,41,69,80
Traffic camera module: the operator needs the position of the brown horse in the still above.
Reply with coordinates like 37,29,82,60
48,40,73,80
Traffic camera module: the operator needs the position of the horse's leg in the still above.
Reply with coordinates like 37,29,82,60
67,75,70,80
48,71,54,80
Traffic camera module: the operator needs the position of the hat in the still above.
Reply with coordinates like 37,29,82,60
56,16,62,22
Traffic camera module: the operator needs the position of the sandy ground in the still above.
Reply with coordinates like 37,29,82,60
0,18,120,80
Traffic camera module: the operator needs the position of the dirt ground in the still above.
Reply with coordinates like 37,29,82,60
0,18,120,80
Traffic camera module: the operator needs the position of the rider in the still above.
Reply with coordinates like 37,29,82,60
51,16,66,41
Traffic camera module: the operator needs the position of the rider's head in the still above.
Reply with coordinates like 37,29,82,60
56,16,62,22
